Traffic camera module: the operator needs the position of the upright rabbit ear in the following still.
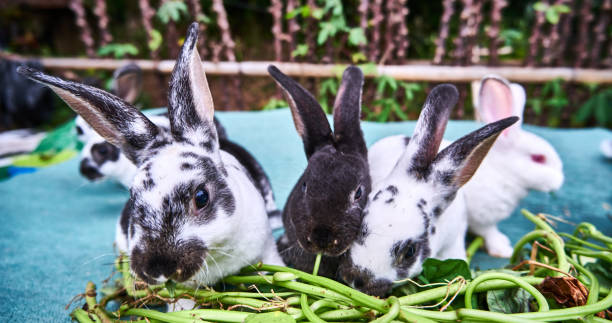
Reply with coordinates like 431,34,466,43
478,75,521,135
432,116,519,188
17,66,159,165
509,83,526,126
399,84,458,179
332,66,366,156
268,65,333,158
168,22,217,144
112,63,142,104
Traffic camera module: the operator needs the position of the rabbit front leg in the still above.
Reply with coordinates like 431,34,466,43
470,222,513,258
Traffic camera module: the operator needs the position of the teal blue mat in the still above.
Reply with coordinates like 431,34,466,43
0,109,610,321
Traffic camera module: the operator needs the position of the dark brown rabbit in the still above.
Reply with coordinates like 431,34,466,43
268,65,370,278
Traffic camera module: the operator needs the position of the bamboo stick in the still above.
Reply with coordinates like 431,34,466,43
7,56,612,84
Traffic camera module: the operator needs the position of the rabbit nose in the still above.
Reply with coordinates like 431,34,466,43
145,254,178,282
310,226,334,249
79,159,103,180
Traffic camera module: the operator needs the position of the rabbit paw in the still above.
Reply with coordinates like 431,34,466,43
484,230,513,258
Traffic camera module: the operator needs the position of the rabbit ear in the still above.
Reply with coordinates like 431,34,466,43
509,83,526,127
477,76,514,122
168,22,217,143
112,63,142,104
332,66,366,156
268,65,333,158
400,84,458,179
432,116,519,188
17,66,159,165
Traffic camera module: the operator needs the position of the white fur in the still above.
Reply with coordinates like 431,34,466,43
463,76,564,257
76,115,169,188
348,136,468,283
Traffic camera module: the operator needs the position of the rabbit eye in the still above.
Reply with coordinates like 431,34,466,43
76,126,84,135
194,185,210,209
531,154,546,164
354,186,363,200
403,245,416,260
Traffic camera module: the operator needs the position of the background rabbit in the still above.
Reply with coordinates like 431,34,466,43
462,75,564,257
19,23,282,290
268,65,370,278
338,84,518,296
75,63,161,187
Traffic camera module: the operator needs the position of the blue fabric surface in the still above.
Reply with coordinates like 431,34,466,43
0,109,610,321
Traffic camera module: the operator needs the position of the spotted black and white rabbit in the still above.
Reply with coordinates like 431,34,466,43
19,23,282,288
338,84,518,296
462,75,564,257
267,65,370,278
75,63,164,187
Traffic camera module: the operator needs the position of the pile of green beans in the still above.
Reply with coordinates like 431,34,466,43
71,209,612,322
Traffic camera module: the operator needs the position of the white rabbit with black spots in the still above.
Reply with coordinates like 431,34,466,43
338,84,518,296
19,23,283,291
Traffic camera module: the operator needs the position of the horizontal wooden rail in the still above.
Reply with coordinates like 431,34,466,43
4,54,612,83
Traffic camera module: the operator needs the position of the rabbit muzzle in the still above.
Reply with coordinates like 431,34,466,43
130,240,208,285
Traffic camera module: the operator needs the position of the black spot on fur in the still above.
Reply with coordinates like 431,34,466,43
385,198,395,204
337,253,392,297
181,163,193,170
143,178,155,190
180,151,201,159
436,170,455,186
433,206,442,217
403,136,410,146
200,140,214,151
373,190,383,201
386,185,398,196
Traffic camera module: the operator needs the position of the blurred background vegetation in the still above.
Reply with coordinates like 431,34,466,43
0,0,610,129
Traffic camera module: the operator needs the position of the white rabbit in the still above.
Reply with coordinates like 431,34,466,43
338,84,517,296
19,23,282,289
462,75,564,257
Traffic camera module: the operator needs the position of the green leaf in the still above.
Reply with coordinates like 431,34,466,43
245,312,296,323
317,22,336,45
546,9,560,24
319,78,339,97
573,99,595,124
348,28,367,46
196,13,210,24
486,287,532,314
392,103,409,120
291,44,309,58
376,75,398,94
285,7,301,20
261,98,288,111
420,258,472,283
585,260,612,290
148,29,163,51
312,8,324,20
553,4,571,13
165,280,176,298
529,99,543,115
157,0,188,24
533,2,548,12
351,52,367,63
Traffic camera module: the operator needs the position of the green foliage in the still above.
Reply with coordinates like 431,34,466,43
157,0,188,24
97,43,139,59
574,86,612,128
418,258,472,284
261,98,288,111
318,77,339,113
148,29,163,52
486,287,533,313
527,79,569,127
291,44,309,58
533,2,571,24
364,75,423,122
